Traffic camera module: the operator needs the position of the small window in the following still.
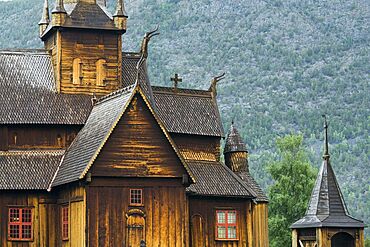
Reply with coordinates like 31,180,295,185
61,206,69,240
96,59,107,86
8,208,33,241
130,189,143,206
73,58,83,85
215,210,238,240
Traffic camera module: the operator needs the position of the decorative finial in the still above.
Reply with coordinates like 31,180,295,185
140,25,160,58
39,0,50,25
322,114,330,160
114,0,128,17
39,0,50,36
209,72,226,98
52,0,66,14
171,73,182,92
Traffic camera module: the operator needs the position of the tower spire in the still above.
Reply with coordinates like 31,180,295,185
113,0,128,30
52,0,66,14
38,0,50,37
322,114,330,160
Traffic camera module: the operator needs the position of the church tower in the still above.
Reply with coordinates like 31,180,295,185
224,122,249,172
224,122,270,247
39,0,127,95
291,116,366,247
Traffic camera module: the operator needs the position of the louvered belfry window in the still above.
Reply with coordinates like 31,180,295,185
8,208,33,241
61,206,69,240
215,210,238,240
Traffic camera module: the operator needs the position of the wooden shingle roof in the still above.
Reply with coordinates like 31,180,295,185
153,87,224,137
186,160,257,198
291,123,365,228
0,50,223,137
0,150,64,190
237,171,268,202
0,50,92,125
224,123,247,153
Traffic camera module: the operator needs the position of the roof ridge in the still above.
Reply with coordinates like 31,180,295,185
152,86,212,98
0,49,48,55
95,84,135,106
0,150,65,156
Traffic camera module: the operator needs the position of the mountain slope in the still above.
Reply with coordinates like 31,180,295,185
0,0,369,234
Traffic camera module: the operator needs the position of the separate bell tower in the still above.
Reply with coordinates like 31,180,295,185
39,0,128,95
291,116,365,247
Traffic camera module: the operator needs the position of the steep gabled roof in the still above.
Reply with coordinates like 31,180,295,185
51,85,195,188
291,120,365,228
0,150,64,190
186,160,257,198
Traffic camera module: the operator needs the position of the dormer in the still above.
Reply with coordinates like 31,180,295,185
39,0,128,95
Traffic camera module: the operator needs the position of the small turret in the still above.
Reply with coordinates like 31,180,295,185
113,0,128,30
224,122,248,173
51,0,67,26
38,0,50,37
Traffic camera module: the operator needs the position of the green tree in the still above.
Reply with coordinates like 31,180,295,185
365,238,370,247
268,135,317,247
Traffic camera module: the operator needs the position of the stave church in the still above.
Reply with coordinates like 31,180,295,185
0,0,269,246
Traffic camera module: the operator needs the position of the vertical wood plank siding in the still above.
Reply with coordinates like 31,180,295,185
91,96,186,178
87,180,188,247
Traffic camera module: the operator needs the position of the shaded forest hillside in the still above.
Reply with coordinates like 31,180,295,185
0,0,369,235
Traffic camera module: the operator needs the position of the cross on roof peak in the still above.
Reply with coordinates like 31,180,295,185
171,73,182,91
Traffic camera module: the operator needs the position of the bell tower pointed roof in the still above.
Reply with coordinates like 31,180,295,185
224,121,248,154
291,116,365,229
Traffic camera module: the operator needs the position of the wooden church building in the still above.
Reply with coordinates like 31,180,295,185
291,118,366,247
0,0,269,246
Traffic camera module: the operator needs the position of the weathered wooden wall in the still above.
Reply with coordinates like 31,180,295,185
87,178,189,247
189,197,250,247
45,29,122,95
0,125,80,150
91,95,186,178
252,203,269,247
57,184,86,247
318,228,364,247
171,134,221,162
0,191,57,247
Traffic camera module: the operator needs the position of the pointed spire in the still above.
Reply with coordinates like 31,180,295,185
290,115,365,229
52,0,66,14
322,114,330,160
39,0,50,37
114,0,128,17
224,122,247,154
39,0,50,25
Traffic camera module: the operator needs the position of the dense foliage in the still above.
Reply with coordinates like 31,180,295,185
0,0,368,236
268,135,316,247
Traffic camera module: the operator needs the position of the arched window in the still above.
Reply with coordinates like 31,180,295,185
331,232,355,247
96,59,106,86
72,58,83,85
